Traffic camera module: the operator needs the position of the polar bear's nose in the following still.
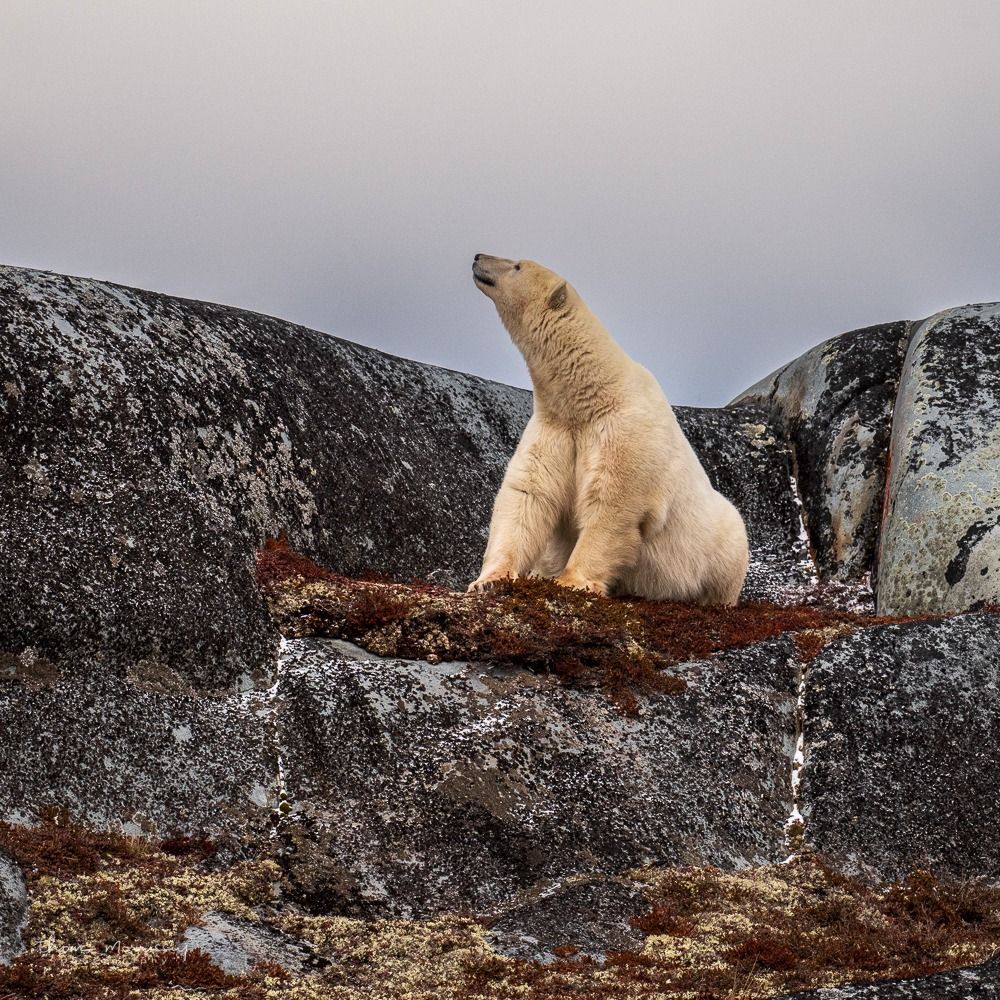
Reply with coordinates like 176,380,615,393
474,254,482,261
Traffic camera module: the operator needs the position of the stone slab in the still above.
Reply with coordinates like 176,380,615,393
0,671,278,842
275,636,797,916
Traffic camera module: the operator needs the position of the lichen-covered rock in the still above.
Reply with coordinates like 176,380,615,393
876,305,1000,616
0,671,277,841
0,264,530,690
274,636,797,916
732,322,911,582
483,874,647,963
800,613,1000,881
0,854,26,963
778,956,1000,998
181,911,326,975
678,405,815,599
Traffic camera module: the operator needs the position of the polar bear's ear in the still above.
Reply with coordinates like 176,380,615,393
547,282,568,312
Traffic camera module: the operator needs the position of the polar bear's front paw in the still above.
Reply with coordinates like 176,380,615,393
553,570,607,595
467,572,517,593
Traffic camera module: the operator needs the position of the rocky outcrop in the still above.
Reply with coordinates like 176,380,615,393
275,636,797,916
733,306,1000,616
4,265,1000,996
875,305,1000,616
800,613,1000,882
0,264,808,698
732,322,910,581
0,265,530,691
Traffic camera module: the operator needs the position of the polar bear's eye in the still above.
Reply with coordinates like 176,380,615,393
514,264,521,271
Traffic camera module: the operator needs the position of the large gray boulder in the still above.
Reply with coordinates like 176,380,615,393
0,265,529,691
800,613,1000,882
732,322,910,581
876,304,1000,616
274,637,797,916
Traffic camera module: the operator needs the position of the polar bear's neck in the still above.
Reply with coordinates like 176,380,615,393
504,302,631,425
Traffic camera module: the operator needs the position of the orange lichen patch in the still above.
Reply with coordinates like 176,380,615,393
256,535,920,712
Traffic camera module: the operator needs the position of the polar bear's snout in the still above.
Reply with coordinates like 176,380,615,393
472,253,515,292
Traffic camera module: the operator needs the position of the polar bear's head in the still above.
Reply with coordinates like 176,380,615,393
472,254,572,331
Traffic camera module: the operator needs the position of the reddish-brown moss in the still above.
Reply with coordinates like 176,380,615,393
257,535,945,713
4,813,1000,1000
621,858,1000,994
629,902,695,937
159,834,217,860
726,935,799,971
450,860,1000,997
0,949,274,999
0,808,157,881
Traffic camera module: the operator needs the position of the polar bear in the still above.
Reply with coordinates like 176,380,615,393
469,254,749,605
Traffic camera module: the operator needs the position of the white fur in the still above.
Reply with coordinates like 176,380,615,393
469,255,749,605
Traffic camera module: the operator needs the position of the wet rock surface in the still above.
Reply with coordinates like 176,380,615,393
732,322,910,582
275,636,797,916
0,671,277,842
0,853,26,963
778,955,1000,998
801,613,1000,882
876,304,1000,616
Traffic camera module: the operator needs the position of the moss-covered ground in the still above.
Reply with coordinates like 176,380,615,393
257,536,918,714
2,815,1000,999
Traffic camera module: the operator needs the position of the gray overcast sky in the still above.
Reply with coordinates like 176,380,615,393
3,2,1000,405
